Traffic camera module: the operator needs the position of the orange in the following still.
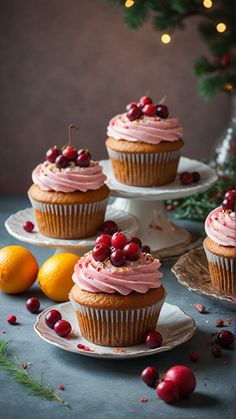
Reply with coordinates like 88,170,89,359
0,245,38,294
38,253,79,302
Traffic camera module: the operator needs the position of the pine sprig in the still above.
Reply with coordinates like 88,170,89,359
0,340,70,408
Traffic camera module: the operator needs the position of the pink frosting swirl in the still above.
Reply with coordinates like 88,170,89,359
107,113,183,144
72,252,163,295
32,161,107,193
205,206,236,247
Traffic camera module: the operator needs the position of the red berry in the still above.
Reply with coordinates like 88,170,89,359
26,297,40,314
156,380,180,404
110,249,126,267
55,155,68,169
128,237,142,249
166,204,174,211
139,96,153,109
222,189,235,211
156,104,169,119
145,331,163,349
21,363,27,369
192,171,201,183
222,54,231,66
45,309,62,329
111,232,128,249
164,365,196,398
23,221,34,233
58,384,64,391
211,346,222,357
76,150,91,167
101,220,119,235
123,242,141,261
127,105,142,121
92,244,111,262
126,102,136,111
190,351,199,362
179,172,194,185
217,330,234,348
45,147,61,163
54,319,72,337
62,146,77,161
141,245,151,254
224,189,235,200
216,319,224,327
142,104,156,117
7,314,17,325
141,366,159,388
95,234,111,247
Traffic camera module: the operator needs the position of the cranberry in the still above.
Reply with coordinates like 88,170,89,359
126,102,136,111
45,309,62,329
58,384,64,391
224,189,235,200
26,297,40,313
139,96,153,109
45,147,61,163
141,366,159,388
217,330,234,348
156,104,169,119
179,172,194,185
123,242,141,261
166,204,174,211
192,171,201,183
127,105,142,121
211,346,222,357
62,146,77,161
145,331,163,349
190,351,199,362
7,314,17,325
54,319,72,337
23,221,34,233
111,232,128,249
156,380,180,404
55,155,68,169
141,245,151,254
216,319,224,327
164,365,196,398
95,234,111,247
110,249,126,267
129,236,142,249
142,104,156,117
222,190,235,211
76,150,91,167
92,244,111,262
101,220,119,235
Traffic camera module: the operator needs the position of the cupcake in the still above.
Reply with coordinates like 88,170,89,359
28,125,110,239
106,96,183,186
70,233,166,346
203,189,236,298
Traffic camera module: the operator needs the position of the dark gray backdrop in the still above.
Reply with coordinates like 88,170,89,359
0,0,230,193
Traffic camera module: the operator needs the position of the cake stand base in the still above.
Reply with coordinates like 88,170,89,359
111,198,191,257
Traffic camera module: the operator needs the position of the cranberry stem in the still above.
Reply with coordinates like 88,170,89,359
159,94,167,104
68,124,79,147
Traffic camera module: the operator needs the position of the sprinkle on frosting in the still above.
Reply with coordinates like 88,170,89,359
205,206,236,247
107,114,183,144
72,252,162,295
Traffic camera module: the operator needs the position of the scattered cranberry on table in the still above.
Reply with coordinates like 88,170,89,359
164,365,196,398
190,351,199,362
156,380,180,404
7,314,17,325
141,366,159,388
217,330,234,348
211,346,222,357
100,220,119,235
23,221,34,233
45,309,62,329
54,319,72,337
145,331,163,349
216,319,224,327
26,297,40,313
58,384,64,391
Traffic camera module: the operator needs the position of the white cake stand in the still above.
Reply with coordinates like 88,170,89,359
5,206,139,256
101,157,217,257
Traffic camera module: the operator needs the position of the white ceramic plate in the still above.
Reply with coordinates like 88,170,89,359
34,302,196,359
101,157,217,200
5,206,139,250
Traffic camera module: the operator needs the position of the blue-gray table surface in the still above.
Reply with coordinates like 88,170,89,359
0,195,235,419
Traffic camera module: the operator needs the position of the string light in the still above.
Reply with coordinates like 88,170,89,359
125,0,134,8
161,33,171,44
224,83,234,92
203,0,213,8
216,23,227,33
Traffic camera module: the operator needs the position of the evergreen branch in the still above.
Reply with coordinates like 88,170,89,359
0,340,70,408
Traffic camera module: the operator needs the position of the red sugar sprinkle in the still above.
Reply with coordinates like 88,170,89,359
139,396,149,403
77,343,91,351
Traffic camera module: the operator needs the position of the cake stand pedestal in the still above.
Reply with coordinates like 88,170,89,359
5,206,139,256
101,157,217,258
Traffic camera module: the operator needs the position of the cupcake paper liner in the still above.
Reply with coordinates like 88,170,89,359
106,148,180,186
29,197,108,239
69,295,166,347
203,243,236,297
